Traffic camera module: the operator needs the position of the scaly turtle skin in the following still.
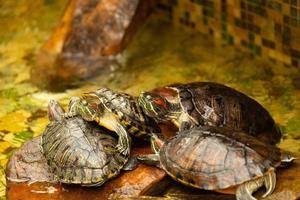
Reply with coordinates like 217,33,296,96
68,88,161,155
139,82,281,145
138,126,293,200
41,100,135,186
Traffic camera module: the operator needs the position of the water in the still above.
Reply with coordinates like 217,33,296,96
0,1,299,199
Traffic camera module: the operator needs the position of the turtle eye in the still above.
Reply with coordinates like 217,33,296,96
146,95,152,100
153,98,167,109
82,100,88,106
89,102,98,110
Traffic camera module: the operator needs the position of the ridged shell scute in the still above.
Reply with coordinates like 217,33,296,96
168,82,281,145
41,117,128,186
160,126,281,190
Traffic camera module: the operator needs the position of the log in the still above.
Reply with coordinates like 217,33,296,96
31,0,157,91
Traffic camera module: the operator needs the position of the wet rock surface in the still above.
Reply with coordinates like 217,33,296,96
6,123,176,200
6,122,300,200
6,137,57,184
6,136,167,200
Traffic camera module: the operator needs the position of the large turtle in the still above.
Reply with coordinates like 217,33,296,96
41,100,136,186
138,126,294,200
67,88,161,155
138,82,281,145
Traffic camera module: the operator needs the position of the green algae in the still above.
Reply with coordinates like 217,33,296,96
0,2,299,199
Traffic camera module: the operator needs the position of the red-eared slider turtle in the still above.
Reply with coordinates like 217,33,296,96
138,126,293,200
41,100,137,186
67,88,161,155
138,82,281,145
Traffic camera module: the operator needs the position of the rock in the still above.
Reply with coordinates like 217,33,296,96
6,121,300,200
31,0,157,91
6,122,174,200
6,137,56,184
6,137,61,200
6,136,168,200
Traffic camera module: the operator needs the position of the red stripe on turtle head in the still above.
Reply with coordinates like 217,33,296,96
153,98,168,110
151,87,178,99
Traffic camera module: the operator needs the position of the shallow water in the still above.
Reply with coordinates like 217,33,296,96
0,1,300,199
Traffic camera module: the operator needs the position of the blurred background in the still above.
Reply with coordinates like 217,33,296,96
0,0,300,199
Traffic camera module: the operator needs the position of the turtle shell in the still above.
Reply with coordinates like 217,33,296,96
160,126,281,190
92,88,161,137
166,82,281,145
41,116,128,186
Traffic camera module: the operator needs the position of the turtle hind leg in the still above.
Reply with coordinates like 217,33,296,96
178,112,193,131
236,169,276,200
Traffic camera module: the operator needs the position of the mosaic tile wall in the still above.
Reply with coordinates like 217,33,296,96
157,0,300,68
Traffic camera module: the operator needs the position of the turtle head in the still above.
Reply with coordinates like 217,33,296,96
48,99,65,121
68,94,103,122
138,92,172,122
280,152,297,168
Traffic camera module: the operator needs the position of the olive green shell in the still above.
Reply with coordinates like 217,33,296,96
94,88,161,137
160,126,281,190
41,116,128,186
168,82,281,145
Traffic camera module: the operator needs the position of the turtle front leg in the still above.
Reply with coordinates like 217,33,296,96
122,157,140,171
178,112,193,131
236,169,276,200
114,122,132,156
236,178,263,200
137,154,161,168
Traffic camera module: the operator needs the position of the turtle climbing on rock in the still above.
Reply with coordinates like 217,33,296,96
138,82,281,145
137,126,294,200
67,88,161,155
41,99,137,186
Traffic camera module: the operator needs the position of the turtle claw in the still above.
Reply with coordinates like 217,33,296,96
236,183,257,200
236,169,277,200
262,169,276,198
236,176,264,200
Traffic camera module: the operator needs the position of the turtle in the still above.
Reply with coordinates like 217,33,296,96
67,87,161,155
138,82,281,145
137,126,294,200
41,99,137,186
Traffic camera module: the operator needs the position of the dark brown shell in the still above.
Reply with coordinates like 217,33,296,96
160,126,281,190
168,82,281,145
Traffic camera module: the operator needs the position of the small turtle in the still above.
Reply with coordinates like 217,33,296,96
41,100,137,186
138,126,294,200
68,88,161,155
138,82,281,145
